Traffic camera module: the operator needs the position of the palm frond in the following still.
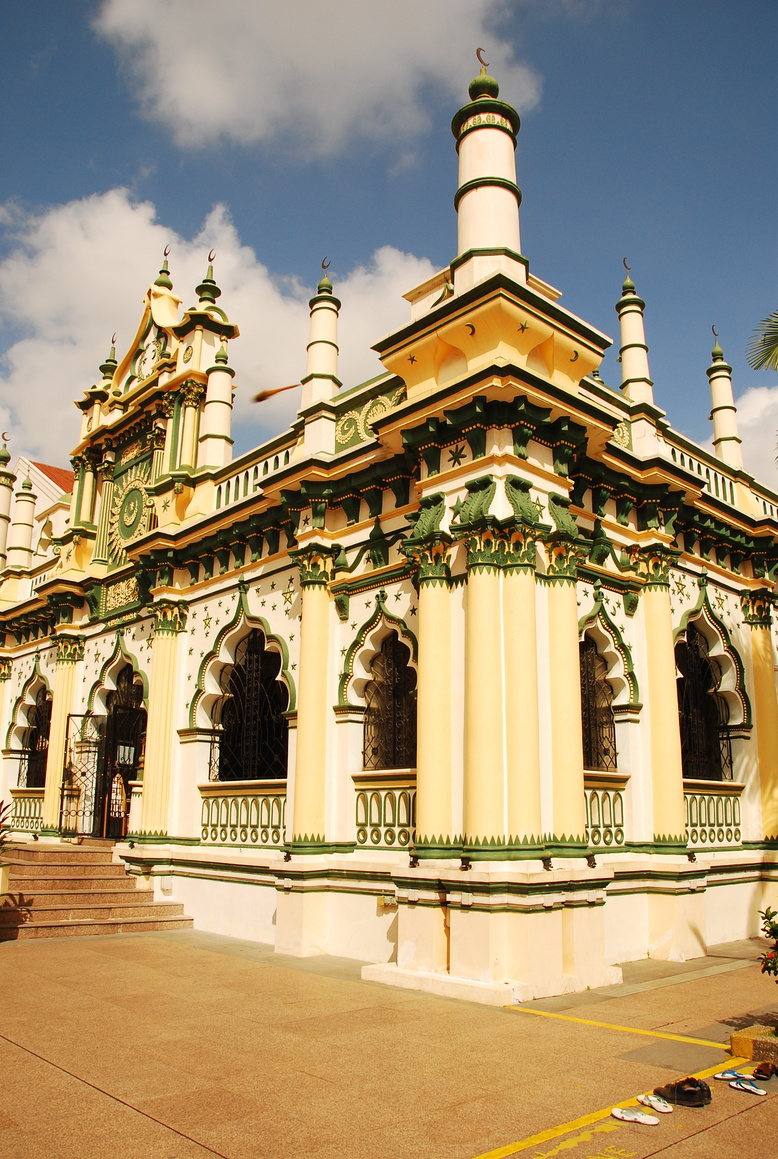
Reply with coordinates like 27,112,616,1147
746,311,778,371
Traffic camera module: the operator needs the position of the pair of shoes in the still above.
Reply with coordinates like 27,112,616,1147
753,1062,778,1081
638,1093,673,1114
714,1068,747,1082
653,1077,712,1107
730,1078,767,1096
611,1106,658,1126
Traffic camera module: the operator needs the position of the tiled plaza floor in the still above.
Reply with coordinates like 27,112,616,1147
0,929,776,1158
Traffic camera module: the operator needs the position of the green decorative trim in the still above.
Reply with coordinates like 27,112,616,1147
5,653,50,749
741,588,773,628
290,542,342,587
86,630,148,713
544,539,585,583
622,836,688,854
402,492,451,585
412,834,464,858
636,544,679,588
55,634,85,664
153,600,188,634
287,836,357,855
0,657,12,681
675,576,752,728
189,578,295,727
539,835,589,858
578,580,640,706
453,175,522,213
338,588,417,706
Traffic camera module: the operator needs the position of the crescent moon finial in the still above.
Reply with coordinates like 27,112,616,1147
712,324,719,339
163,244,171,258
111,332,117,346
208,248,216,263
322,257,331,271
622,257,631,274
476,47,490,68
2,432,10,443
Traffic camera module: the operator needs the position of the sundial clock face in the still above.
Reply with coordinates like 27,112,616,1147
137,334,160,380
108,464,152,564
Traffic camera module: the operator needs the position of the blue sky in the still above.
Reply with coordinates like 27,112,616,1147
1,1,776,482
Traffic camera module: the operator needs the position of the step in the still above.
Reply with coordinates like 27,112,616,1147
5,861,130,879
0,914,194,940
3,875,140,895
7,846,116,865
0,888,155,908
0,902,186,924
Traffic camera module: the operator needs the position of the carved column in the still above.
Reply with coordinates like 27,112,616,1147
639,547,686,847
403,500,455,855
178,380,205,470
138,601,188,837
161,392,179,476
40,634,84,833
290,544,345,852
742,590,778,839
92,453,115,564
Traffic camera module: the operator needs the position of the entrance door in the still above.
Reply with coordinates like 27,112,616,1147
101,704,145,839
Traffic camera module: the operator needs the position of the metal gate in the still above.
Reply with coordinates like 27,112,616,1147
103,705,145,839
60,713,107,837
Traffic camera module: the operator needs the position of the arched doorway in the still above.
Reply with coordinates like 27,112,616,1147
211,629,289,781
18,688,53,788
363,632,417,770
675,622,732,781
61,664,147,838
579,633,617,771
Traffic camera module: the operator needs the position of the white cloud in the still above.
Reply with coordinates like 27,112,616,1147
0,190,435,465
734,384,778,488
94,0,541,154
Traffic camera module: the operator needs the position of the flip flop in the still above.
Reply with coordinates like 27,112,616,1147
638,1093,673,1114
730,1079,767,1096
611,1107,659,1125
714,1068,747,1081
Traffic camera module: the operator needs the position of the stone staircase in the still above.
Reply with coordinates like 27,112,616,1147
0,841,193,940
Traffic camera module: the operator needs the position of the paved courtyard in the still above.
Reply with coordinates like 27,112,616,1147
0,929,776,1158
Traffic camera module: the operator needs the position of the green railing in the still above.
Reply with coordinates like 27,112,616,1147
199,782,286,848
584,781,626,847
684,784,742,848
355,777,416,849
9,788,44,833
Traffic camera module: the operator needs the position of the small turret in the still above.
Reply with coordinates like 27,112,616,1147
6,474,37,571
300,263,341,411
706,329,742,470
0,444,16,569
450,51,524,293
615,263,654,406
197,340,236,471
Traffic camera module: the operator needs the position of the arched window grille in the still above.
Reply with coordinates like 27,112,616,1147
18,688,53,788
103,665,147,839
675,622,732,780
363,632,417,770
579,633,617,772
211,629,289,781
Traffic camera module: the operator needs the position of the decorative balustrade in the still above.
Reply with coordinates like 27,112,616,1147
199,780,286,848
9,788,44,833
584,774,627,848
684,781,742,848
214,447,293,512
354,772,416,849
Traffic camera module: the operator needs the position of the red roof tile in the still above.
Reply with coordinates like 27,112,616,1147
31,462,75,496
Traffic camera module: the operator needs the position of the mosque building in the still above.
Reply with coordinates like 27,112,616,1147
1,64,776,1001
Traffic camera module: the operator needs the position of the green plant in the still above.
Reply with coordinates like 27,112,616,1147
0,799,12,857
758,907,778,984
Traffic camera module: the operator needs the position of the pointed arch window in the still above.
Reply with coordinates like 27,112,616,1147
579,633,618,772
18,688,53,788
212,629,289,781
363,632,417,770
675,623,732,781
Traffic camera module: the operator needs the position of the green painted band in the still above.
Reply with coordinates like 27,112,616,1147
306,339,339,352
453,176,522,213
616,294,646,311
619,342,648,353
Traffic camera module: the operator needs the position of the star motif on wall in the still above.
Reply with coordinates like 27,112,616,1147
203,614,212,631
218,600,222,607
191,610,197,619
289,633,294,641
261,599,266,606
272,603,277,611
187,674,192,681
408,354,417,364
162,498,170,510
394,591,402,601
410,606,417,616
351,622,357,630
715,592,726,613
290,662,296,670
200,651,204,657
303,516,310,526
283,591,293,606
365,598,372,607
270,581,276,590
188,647,193,655
448,444,466,467
517,321,528,333
451,497,465,519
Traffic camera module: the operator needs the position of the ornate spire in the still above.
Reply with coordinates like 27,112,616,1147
615,261,654,406
98,335,118,381
706,327,742,469
196,250,221,305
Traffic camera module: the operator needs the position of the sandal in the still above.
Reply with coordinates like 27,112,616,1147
730,1078,767,1096
714,1068,747,1081
638,1093,673,1114
611,1107,659,1125
752,1063,777,1081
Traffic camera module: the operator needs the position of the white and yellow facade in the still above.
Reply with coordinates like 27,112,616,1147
1,67,777,1003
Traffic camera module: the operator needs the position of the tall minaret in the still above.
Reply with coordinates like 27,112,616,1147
6,475,36,571
298,265,341,456
0,444,16,568
615,264,654,406
451,53,523,294
706,330,742,470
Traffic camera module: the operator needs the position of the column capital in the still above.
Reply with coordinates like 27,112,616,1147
55,633,85,664
290,542,342,587
153,600,189,634
401,536,451,586
634,544,680,589
741,588,774,628
544,538,586,583
0,656,12,681
181,379,205,408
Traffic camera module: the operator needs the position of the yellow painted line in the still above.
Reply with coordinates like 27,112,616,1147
505,1005,727,1048
469,1057,749,1159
